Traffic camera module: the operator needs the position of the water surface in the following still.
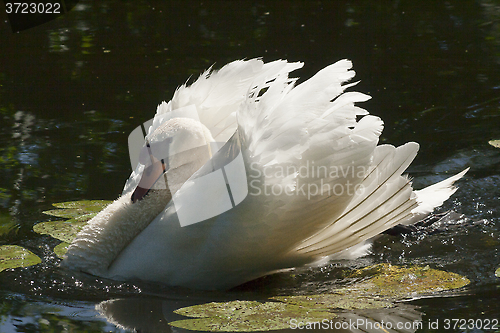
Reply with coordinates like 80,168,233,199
0,1,499,332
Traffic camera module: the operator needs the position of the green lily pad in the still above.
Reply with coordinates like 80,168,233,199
170,300,336,332
348,263,470,299
35,200,111,243
489,140,500,148
271,292,392,310
0,245,41,272
35,200,111,253
174,301,261,318
170,264,469,331
33,219,89,243
53,242,70,258
43,200,111,219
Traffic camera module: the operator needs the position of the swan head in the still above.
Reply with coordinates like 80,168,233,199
131,117,215,203
62,117,216,276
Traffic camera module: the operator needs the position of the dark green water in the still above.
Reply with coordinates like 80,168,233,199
0,1,499,332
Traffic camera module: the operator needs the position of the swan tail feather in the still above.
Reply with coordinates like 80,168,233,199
293,143,420,257
403,167,469,225
294,160,467,258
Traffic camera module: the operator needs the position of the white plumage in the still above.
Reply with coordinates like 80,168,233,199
61,59,467,290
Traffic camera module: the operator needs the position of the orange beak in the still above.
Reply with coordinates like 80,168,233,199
131,156,168,203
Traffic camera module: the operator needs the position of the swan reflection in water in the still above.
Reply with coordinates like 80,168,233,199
96,297,423,333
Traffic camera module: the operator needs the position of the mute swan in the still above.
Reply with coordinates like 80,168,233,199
61,59,468,290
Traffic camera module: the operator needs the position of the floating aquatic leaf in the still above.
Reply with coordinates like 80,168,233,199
53,242,69,258
174,300,261,318
170,265,470,331
33,219,88,243
43,200,111,219
489,140,500,148
0,245,41,272
42,209,84,219
271,292,392,310
170,300,336,332
35,200,112,243
348,263,470,299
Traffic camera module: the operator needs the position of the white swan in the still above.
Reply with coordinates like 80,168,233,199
61,59,468,290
